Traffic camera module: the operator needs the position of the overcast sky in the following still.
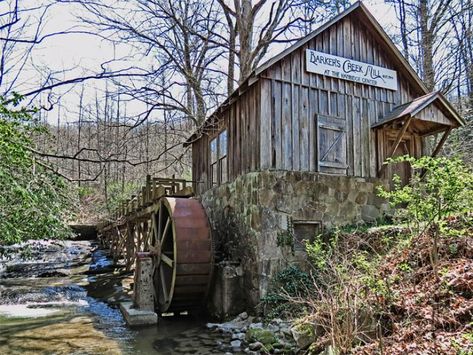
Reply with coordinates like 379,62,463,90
37,0,397,73
9,0,399,124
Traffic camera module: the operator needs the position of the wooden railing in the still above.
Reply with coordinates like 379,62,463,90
100,175,196,229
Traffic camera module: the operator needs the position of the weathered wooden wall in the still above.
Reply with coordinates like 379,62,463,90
258,14,424,178
193,84,260,195
192,11,452,193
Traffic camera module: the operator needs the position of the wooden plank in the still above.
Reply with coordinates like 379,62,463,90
292,84,300,171
343,16,350,57
282,82,293,170
291,51,301,85
346,95,354,175
431,128,452,157
378,116,413,175
235,100,241,177
255,83,261,169
242,94,248,174
320,90,329,115
246,91,252,173
272,80,282,169
362,98,370,177
249,89,256,172
267,60,282,81
301,44,310,87
300,87,310,171
369,100,378,177
309,89,318,171
318,115,347,172
228,105,233,179
282,57,291,82
353,96,362,176
330,92,338,117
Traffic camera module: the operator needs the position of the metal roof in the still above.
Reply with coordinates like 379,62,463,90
185,1,464,145
372,91,465,129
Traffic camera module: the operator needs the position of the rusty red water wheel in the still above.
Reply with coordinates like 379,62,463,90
148,197,213,313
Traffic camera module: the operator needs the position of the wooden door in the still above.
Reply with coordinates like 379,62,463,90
317,115,347,174
386,137,412,187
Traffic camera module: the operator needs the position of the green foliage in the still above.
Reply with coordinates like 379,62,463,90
306,231,340,272
78,185,95,199
293,321,315,337
305,228,396,304
377,156,473,231
276,219,295,254
0,97,71,244
106,180,141,213
306,234,329,271
246,328,278,351
260,265,313,319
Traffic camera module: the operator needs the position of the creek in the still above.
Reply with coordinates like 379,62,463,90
0,240,235,354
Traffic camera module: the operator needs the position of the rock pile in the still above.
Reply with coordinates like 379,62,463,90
207,312,298,354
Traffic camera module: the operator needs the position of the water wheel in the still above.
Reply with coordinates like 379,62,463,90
148,197,212,313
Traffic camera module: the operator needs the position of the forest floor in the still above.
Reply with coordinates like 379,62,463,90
352,216,472,354
262,216,473,354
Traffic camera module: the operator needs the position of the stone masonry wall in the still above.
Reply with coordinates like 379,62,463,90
200,171,389,317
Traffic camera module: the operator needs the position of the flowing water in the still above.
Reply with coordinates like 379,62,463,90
0,241,234,354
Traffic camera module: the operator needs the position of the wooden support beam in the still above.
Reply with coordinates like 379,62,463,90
431,127,452,158
378,116,412,176
419,127,453,179
145,175,151,204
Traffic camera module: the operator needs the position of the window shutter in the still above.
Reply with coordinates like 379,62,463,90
317,115,347,173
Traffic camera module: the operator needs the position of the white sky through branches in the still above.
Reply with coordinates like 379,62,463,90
3,0,398,124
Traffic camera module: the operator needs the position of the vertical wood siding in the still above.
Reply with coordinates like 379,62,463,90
192,12,445,193
258,14,424,177
193,84,260,195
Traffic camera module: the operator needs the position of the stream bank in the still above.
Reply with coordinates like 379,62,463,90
0,240,245,354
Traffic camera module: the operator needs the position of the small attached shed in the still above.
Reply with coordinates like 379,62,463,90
185,1,464,315
187,2,463,195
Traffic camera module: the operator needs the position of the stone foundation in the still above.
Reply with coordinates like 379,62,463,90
200,171,389,317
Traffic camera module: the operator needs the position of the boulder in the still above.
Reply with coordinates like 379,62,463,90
291,323,316,350
249,341,263,351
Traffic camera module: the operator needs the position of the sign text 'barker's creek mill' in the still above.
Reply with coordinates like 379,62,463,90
306,49,398,91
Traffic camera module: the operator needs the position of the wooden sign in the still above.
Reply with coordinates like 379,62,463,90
306,49,398,91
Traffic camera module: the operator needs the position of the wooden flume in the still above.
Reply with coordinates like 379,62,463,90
97,175,213,313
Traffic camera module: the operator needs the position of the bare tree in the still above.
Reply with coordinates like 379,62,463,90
215,0,350,94
217,0,302,86
386,0,472,93
67,0,226,126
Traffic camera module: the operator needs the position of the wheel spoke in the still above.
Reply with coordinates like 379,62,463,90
160,266,169,302
149,244,158,254
161,218,171,244
161,253,173,268
157,201,163,240
151,214,158,246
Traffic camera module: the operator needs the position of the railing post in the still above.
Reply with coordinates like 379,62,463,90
146,175,151,204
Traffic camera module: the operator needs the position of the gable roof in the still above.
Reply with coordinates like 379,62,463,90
372,91,465,129
254,1,427,94
185,1,464,145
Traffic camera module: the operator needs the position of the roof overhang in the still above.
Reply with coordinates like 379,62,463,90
185,2,465,146
372,91,465,136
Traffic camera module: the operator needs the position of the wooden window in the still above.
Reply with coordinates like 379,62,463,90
293,221,322,252
209,129,228,186
210,138,218,186
317,115,347,174
219,130,228,183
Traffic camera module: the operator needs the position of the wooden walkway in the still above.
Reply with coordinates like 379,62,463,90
97,175,194,270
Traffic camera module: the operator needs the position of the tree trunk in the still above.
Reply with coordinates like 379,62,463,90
419,0,436,91
237,0,255,84
227,24,236,95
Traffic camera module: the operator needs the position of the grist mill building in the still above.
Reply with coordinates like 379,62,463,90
185,1,464,315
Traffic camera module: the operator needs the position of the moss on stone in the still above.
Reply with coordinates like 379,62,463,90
246,328,277,347
294,322,315,337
